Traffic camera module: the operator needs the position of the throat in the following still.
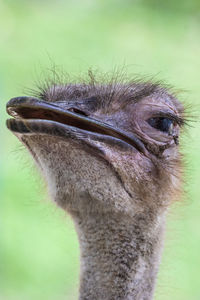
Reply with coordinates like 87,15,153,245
74,211,165,300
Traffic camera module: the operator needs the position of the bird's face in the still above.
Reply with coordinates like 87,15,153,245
6,79,185,217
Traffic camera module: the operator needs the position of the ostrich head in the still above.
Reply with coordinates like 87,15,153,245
6,72,185,300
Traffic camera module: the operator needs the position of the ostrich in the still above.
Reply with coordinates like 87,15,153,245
6,73,185,300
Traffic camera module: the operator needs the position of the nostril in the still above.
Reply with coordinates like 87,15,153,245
68,107,88,117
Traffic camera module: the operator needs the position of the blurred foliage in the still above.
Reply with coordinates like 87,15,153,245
141,0,200,13
1,0,200,299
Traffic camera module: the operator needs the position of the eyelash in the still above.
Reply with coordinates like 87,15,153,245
150,113,184,127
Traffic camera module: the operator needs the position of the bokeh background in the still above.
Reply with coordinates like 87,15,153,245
1,0,200,299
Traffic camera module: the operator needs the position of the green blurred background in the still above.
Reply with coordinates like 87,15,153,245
1,0,200,299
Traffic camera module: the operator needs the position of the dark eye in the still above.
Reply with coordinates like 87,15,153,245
147,117,174,133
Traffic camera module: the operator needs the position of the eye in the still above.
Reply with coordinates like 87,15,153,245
147,117,174,133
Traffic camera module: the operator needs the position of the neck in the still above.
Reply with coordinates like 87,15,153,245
74,210,165,300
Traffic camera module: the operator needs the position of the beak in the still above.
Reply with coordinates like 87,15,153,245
6,96,147,155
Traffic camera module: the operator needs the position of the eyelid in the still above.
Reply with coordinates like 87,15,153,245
151,112,184,126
